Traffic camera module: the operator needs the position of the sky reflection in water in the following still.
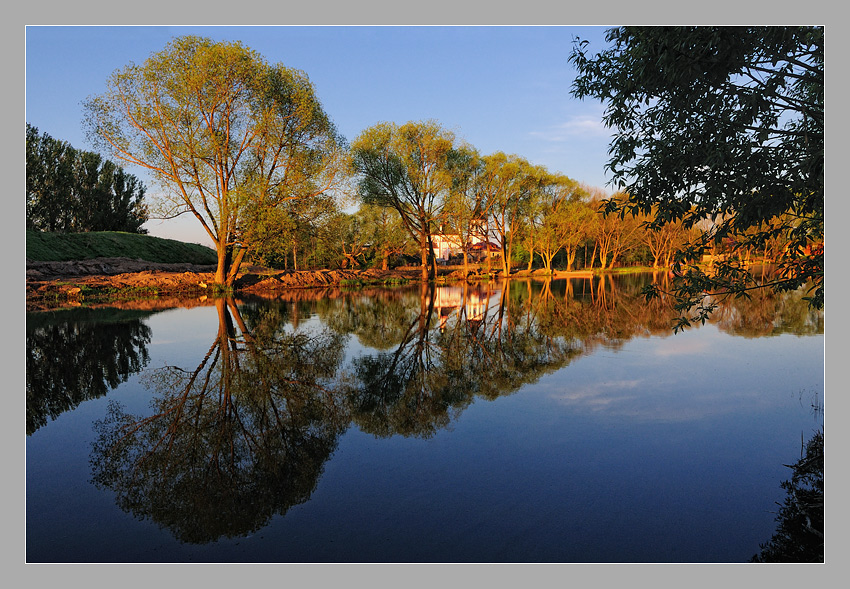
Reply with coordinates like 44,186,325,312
25,274,824,563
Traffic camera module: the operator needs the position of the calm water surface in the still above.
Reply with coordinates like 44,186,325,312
26,274,824,562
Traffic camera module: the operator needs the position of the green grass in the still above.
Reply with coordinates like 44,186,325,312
340,276,412,287
26,229,218,265
600,265,658,274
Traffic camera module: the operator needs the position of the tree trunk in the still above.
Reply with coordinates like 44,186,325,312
214,245,228,286
420,235,429,282
565,248,576,271
598,242,610,269
343,253,359,269
427,233,437,280
225,246,247,288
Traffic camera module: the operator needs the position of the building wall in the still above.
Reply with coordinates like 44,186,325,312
431,219,493,261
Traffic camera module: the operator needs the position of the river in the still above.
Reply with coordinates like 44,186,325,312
25,273,824,562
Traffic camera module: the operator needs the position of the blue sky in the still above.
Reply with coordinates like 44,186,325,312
26,25,616,245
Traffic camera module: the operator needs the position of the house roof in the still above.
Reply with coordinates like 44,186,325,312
469,241,501,252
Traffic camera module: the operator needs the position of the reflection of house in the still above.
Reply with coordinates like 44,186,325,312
433,285,495,327
431,219,499,262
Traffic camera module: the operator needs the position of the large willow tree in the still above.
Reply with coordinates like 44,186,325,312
84,36,347,287
350,120,461,282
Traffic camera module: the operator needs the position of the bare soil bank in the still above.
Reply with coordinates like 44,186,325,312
26,257,606,312
25,257,512,311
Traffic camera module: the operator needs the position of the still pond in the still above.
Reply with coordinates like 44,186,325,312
26,273,824,562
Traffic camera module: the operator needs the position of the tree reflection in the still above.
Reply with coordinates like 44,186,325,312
752,429,824,562
529,272,683,351
79,272,822,545
27,309,152,435
319,287,423,350
707,285,824,338
346,283,463,437
90,297,349,544
346,281,587,437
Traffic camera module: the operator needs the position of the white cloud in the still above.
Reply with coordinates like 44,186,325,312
530,115,610,142
548,379,642,411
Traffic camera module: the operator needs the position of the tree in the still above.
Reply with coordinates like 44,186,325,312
531,174,591,272
336,212,370,269
443,146,492,276
356,203,412,270
478,152,546,276
283,193,342,270
570,26,823,328
640,205,692,269
83,36,346,288
591,193,643,270
350,120,461,282
26,124,148,233
241,205,297,269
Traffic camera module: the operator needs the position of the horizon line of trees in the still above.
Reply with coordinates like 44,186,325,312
27,117,804,278
29,28,820,313
26,123,149,234
72,35,739,288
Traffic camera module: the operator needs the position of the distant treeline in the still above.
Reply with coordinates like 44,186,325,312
26,123,149,234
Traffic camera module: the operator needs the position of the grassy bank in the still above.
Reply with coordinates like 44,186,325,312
26,229,217,265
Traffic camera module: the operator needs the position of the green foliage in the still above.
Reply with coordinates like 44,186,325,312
26,229,217,265
527,177,593,271
350,120,462,280
570,26,823,325
355,203,412,269
83,36,346,285
26,124,148,233
242,205,298,268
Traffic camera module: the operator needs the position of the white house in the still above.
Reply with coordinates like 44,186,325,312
430,219,497,262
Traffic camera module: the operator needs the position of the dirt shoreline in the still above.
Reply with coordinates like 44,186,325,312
25,257,511,311
25,257,601,312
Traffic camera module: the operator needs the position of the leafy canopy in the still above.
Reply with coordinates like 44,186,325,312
27,124,148,234
570,26,823,327
350,120,461,279
83,36,346,285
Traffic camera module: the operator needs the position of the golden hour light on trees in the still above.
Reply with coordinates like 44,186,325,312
84,36,348,288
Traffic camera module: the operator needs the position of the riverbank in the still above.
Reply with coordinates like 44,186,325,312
24,258,486,310
25,258,413,310
25,256,643,311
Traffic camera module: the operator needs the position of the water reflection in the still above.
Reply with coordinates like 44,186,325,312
27,273,824,547
26,308,153,435
89,298,349,544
